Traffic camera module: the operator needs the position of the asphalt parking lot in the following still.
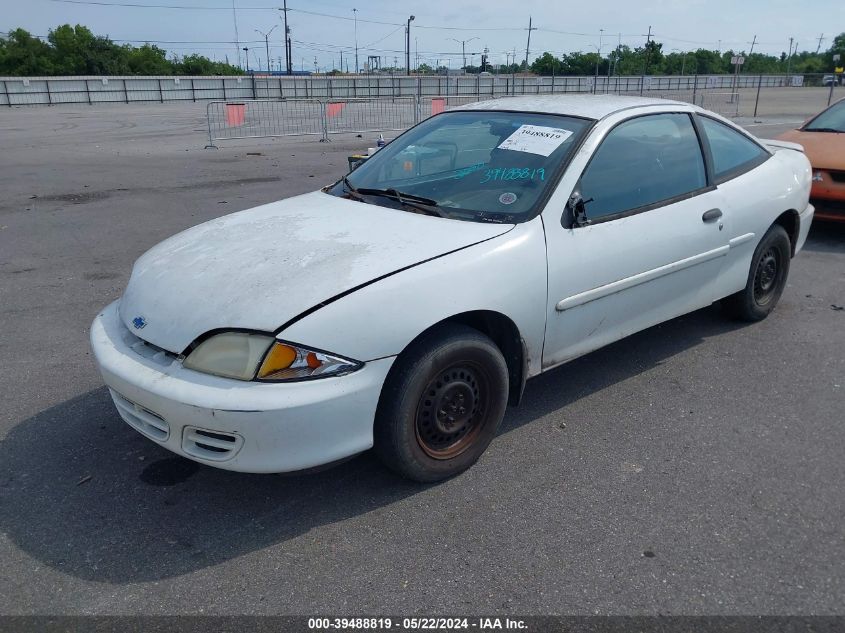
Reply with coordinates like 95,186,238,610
0,100,843,616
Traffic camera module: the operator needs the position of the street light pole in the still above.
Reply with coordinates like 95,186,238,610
243,47,250,73
448,37,479,71
406,15,415,75
353,8,359,74
255,25,278,73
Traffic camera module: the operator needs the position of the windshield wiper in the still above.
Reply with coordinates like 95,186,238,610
342,176,366,200
804,127,844,133
353,187,449,218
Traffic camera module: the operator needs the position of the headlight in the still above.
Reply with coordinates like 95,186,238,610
256,341,361,381
182,332,361,382
183,332,275,380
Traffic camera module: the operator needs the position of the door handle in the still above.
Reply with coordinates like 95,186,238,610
702,208,723,223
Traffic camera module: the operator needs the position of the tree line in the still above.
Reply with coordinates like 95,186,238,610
0,25,242,76
525,34,845,77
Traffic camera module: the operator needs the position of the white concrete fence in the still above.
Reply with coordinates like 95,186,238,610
0,73,808,107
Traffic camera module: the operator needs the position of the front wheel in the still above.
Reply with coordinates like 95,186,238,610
374,324,509,482
721,224,791,322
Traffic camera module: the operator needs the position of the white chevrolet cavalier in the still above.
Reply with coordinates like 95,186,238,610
91,95,814,481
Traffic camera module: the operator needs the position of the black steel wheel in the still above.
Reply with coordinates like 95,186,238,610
415,361,494,460
374,323,509,482
752,246,782,307
722,223,791,322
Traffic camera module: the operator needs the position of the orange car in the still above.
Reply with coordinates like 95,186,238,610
779,98,845,222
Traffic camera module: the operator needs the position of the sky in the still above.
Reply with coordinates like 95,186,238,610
1,0,840,72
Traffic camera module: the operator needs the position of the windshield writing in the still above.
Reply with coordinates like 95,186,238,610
327,110,591,223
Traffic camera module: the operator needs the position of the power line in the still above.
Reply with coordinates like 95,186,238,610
361,25,405,49
48,0,273,9
46,0,529,30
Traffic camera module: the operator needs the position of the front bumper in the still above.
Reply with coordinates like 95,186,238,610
809,198,845,222
90,301,394,473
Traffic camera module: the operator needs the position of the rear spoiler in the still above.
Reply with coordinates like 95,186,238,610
761,138,804,152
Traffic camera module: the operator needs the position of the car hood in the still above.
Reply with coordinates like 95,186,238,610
119,191,513,353
778,129,845,170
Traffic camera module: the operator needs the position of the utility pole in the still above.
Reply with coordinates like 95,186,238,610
340,50,343,74
743,34,757,75
406,15,415,75
786,37,794,76
243,47,250,73
232,0,241,68
255,25,278,73
594,28,603,92
524,16,536,71
611,32,621,76
816,34,825,54
353,8,359,74
278,1,293,75
640,25,652,95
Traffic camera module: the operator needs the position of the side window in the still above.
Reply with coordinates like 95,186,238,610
699,116,768,180
579,113,707,220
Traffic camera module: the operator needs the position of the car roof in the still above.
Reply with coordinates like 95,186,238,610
454,94,695,120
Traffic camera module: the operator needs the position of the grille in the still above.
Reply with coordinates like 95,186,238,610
827,170,845,184
182,426,244,462
110,390,169,441
118,321,179,369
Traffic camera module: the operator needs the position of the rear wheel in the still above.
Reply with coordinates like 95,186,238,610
374,324,509,482
721,224,791,321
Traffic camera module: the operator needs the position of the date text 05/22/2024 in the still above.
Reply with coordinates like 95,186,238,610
307,617,528,630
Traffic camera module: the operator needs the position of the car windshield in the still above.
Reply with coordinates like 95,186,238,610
803,100,845,132
326,110,592,223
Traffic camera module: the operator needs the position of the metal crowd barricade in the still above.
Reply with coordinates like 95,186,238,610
205,90,747,148
322,97,420,137
205,99,325,148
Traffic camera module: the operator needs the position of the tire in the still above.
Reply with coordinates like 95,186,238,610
721,224,791,322
373,323,509,482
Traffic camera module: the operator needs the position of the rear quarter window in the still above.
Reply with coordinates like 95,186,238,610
699,116,769,182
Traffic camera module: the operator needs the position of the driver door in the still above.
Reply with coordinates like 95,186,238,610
542,112,730,368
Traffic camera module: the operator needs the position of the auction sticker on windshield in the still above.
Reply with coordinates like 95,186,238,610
498,124,574,156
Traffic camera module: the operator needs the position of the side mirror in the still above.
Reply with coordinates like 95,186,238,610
564,190,591,228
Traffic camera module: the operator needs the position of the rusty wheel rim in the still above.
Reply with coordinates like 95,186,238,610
415,361,492,460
